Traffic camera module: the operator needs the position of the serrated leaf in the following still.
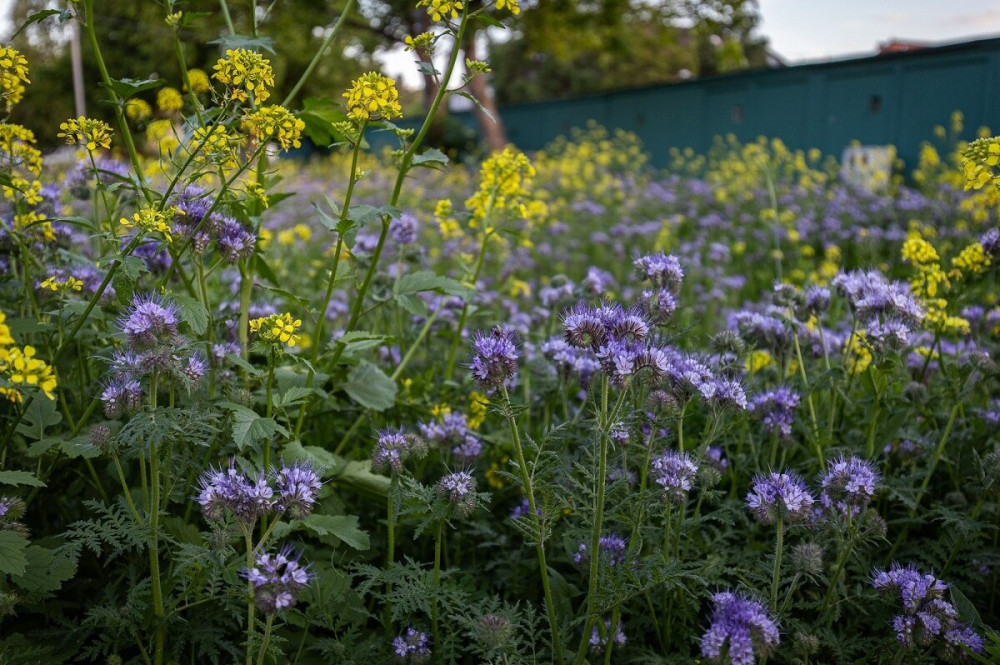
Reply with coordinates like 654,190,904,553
61,436,100,460
25,438,60,457
15,398,62,442
415,60,439,77
218,401,289,451
103,77,165,101
411,147,449,170
120,255,148,281
274,386,320,408
0,470,45,487
343,361,396,411
208,34,275,53
171,294,209,336
12,545,77,594
0,531,30,576
334,331,389,356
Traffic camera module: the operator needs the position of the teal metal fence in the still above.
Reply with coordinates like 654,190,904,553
442,36,1000,170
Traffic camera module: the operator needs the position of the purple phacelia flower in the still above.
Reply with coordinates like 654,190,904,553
651,450,699,504
119,293,180,350
437,471,476,516
705,446,729,472
469,327,519,391
393,627,431,661
573,533,627,567
563,303,608,350
451,435,483,463
195,460,273,523
509,498,541,520
700,591,780,665
749,387,800,437
710,377,749,410
746,471,815,525
634,252,684,293
101,377,143,418
589,618,627,652
213,215,256,263
373,428,417,474
241,544,312,614
819,456,880,517
390,212,418,245
274,461,322,519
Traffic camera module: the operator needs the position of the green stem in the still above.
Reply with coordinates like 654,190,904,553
771,519,784,613
256,614,274,665
499,385,564,665
281,0,358,107
431,520,443,659
244,527,257,665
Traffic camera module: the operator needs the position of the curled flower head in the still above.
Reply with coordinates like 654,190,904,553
241,544,313,614
819,456,880,517
700,592,780,665
212,48,274,104
100,376,143,418
749,387,800,437
195,460,274,523
650,450,699,504
634,252,684,293
746,471,815,525
118,293,181,350
250,312,302,348
0,45,30,110
343,72,402,124
273,461,322,519
437,470,477,516
242,105,305,151
58,116,113,152
469,326,519,391
373,427,425,474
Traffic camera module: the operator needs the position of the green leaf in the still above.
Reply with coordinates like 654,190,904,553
15,398,62,442
0,531,30,576
12,545,77,594
298,97,347,147
103,77,165,101
411,147,449,170
394,270,470,299
331,459,389,499
343,361,396,411
274,386,320,409
415,61,439,77
273,514,369,550
454,91,495,123
225,353,264,377
280,440,339,476
218,402,289,451
951,586,984,628
171,294,209,336
334,331,390,357
120,255,148,282
208,34,275,54
11,9,69,40
0,470,46,488
45,215,100,233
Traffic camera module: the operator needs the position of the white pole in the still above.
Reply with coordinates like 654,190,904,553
70,19,85,117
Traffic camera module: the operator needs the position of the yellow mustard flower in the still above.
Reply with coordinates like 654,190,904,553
125,98,152,123
156,86,184,113
417,0,464,22
343,72,402,124
58,116,113,152
185,68,211,94
250,313,302,347
212,48,274,105
0,345,57,401
121,207,173,242
242,105,305,151
0,45,29,110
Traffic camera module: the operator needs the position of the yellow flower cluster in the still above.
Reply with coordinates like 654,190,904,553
901,232,939,265
343,72,402,124
125,98,152,123
0,45,29,111
121,207,173,242
952,241,991,276
845,332,872,376
190,124,238,169
404,33,436,53
961,137,1000,190
434,199,462,240
249,312,302,347
40,275,83,293
146,119,179,156
467,391,488,429
744,349,773,374
58,116,113,152
242,105,305,151
0,312,57,402
277,224,312,246
465,146,539,226
417,0,464,22
212,49,274,105
185,68,211,94
157,86,184,113
0,123,42,203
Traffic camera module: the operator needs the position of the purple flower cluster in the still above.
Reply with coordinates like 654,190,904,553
373,428,426,474
732,308,793,356
700,592,780,665
437,471,477,516
241,544,312,614
634,252,684,292
819,456,880,517
118,293,180,350
589,618,627,652
573,533,627,567
872,563,983,660
393,627,431,661
418,412,481,463
650,450,699,504
196,460,320,523
746,471,815,525
749,387,800,437
469,327,519,391
171,186,256,263
832,270,924,353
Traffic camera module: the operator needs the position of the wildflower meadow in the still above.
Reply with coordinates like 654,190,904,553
1,2,1000,665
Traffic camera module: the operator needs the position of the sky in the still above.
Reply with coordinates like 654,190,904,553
756,0,1000,62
